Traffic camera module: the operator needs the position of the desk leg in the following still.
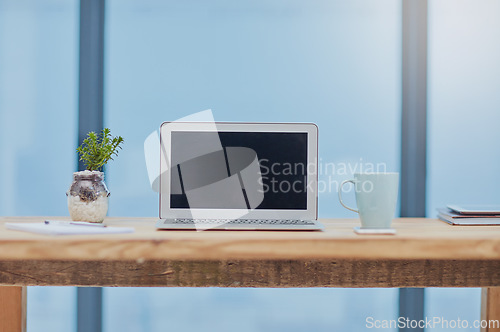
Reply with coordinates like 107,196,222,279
0,286,26,332
482,287,500,332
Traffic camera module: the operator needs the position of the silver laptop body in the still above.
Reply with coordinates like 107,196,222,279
156,122,322,231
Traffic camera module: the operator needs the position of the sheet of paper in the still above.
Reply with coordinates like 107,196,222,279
5,222,135,235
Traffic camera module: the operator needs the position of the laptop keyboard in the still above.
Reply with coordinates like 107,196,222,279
170,218,316,225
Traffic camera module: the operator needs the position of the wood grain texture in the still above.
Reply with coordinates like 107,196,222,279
1,217,500,261
0,286,26,332
482,287,500,332
1,259,500,288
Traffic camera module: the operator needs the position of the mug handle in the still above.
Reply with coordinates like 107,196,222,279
338,179,359,213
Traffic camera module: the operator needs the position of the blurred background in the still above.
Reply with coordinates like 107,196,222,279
1,0,499,331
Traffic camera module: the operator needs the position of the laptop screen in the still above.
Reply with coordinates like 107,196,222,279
170,131,308,210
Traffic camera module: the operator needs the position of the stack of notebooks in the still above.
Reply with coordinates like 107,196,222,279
438,205,500,225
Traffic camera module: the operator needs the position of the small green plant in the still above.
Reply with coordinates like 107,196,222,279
77,128,124,171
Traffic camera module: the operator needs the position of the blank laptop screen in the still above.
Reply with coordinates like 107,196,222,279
170,131,308,210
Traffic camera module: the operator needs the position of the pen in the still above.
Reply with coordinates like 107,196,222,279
44,220,108,227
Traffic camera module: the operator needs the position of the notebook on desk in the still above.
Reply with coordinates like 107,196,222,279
156,122,323,231
438,208,500,225
5,222,135,235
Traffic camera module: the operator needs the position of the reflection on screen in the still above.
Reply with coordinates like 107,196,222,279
170,132,308,210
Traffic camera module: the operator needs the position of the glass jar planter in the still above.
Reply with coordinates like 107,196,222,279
67,171,110,223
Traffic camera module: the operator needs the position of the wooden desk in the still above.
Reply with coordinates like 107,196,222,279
1,217,500,331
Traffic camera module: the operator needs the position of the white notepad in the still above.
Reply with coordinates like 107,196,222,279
5,222,135,235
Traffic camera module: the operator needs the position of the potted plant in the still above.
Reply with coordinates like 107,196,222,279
67,128,124,223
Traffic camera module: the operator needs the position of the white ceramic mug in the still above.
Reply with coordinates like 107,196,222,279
338,173,399,229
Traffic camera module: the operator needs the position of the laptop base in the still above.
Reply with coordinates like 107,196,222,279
156,219,323,231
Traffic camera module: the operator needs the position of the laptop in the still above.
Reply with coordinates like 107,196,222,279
155,122,323,231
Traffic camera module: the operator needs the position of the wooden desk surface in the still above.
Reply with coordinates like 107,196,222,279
1,217,500,261
3,219,500,332
1,217,500,288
